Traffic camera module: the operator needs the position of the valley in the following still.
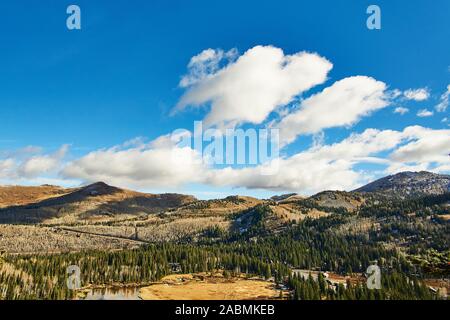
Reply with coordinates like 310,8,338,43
0,171,449,300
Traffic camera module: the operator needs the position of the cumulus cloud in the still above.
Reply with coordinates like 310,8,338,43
276,76,389,146
206,126,450,193
388,89,402,99
362,126,450,174
435,84,450,112
0,145,69,181
388,126,450,172
62,129,396,193
175,45,333,127
417,109,434,117
403,88,430,101
62,140,206,189
3,45,448,195
179,48,238,87
204,128,403,193
59,126,449,194
18,145,69,178
394,107,409,115
0,159,15,178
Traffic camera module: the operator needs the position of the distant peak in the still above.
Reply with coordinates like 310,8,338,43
80,181,122,196
270,193,298,202
86,181,110,187
355,171,450,198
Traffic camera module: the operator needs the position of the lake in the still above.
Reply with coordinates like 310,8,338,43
83,287,142,300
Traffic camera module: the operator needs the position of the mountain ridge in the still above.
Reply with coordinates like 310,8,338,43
1,171,449,225
354,171,450,198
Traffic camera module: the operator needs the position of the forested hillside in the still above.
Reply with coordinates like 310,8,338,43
0,172,448,300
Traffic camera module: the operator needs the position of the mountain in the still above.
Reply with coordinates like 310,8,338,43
0,185,70,208
309,190,365,212
172,195,264,216
1,175,448,300
0,182,196,224
270,193,305,203
1,171,448,225
354,171,450,198
0,171,449,254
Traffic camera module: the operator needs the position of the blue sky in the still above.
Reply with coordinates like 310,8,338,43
0,0,449,199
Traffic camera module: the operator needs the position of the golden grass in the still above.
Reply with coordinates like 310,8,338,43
139,274,282,300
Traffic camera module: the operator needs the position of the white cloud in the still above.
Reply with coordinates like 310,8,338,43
389,126,450,166
403,88,430,101
389,89,402,99
417,109,434,117
59,126,449,195
276,76,389,146
62,140,206,189
175,45,333,127
179,48,238,87
3,44,448,195
435,84,450,112
204,128,404,193
0,159,15,178
206,126,450,193
394,107,409,115
386,126,450,174
18,145,69,178
62,129,398,194
0,145,69,181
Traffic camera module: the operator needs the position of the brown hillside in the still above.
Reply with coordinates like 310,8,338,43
0,182,197,225
0,185,70,208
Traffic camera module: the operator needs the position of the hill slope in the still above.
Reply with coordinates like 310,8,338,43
0,182,196,224
354,171,450,198
0,171,449,254
0,185,70,208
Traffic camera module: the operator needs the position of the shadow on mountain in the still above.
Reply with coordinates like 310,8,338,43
0,182,196,225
